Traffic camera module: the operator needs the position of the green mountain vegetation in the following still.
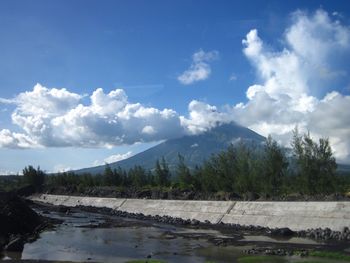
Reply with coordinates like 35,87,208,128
73,122,265,175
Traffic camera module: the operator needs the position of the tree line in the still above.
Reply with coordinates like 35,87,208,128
21,129,350,197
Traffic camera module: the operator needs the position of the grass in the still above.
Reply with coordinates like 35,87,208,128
125,260,166,263
124,251,350,263
237,255,287,263
309,251,350,261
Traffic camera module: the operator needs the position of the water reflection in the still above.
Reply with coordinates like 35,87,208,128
0,208,341,263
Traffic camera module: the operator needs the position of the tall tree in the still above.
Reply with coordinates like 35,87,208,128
155,157,171,187
23,165,45,191
292,128,337,194
129,165,147,187
262,135,288,196
103,164,114,186
176,154,192,189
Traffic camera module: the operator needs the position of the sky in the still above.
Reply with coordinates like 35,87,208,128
0,0,350,174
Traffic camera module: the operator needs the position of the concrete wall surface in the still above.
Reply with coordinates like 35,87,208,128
30,194,126,210
220,201,350,231
30,194,350,231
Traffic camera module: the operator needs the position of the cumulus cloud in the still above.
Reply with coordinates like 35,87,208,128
0,84,185,148
234,9,350,163
178,49,219,85
0,84,230,150
0,129,36,148
179,9,350,163
180,100,231,134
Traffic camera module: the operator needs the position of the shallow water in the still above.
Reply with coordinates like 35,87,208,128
0,208,348,263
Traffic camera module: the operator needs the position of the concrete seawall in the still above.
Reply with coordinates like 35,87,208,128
30,194,350,231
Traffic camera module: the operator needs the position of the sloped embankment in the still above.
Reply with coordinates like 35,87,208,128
31,194,350,233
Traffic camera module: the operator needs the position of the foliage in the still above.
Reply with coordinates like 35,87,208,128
291,128,337,194
309,251,350,261
0,175,23,192
23,165,45,191
125,260,166,263
155,157,171,187
237,255,287,263
176,154,192,189
41,131,346,197
261,135,288,196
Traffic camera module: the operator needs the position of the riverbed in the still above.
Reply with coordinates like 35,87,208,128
1,204,350,263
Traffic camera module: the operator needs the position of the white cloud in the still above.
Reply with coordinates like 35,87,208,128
142,125,156,135
180,9,350,164
229,74,237,81
0,169,19,175
178,49,219,85
0,84,185,148
0,129,37,148
93,151,133,166
53,164,72,173
234,9,350,163
180,100,231,134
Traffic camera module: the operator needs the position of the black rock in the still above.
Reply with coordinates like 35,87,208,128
5,236,25,252
271,227,294,236
57,205,70,213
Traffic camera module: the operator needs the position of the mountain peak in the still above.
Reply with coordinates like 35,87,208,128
75,122,265,175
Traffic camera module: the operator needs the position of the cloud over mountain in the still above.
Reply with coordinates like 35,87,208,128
234,9,350,163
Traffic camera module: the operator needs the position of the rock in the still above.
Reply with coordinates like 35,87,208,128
190,219,200,226
243,192,260,201
4,236,25,252
342,226,349,234
0,191,44,252
15,185,36,197
270,227,294,237
57,205,70,213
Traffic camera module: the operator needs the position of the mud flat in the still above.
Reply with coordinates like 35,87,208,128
30,194,350,232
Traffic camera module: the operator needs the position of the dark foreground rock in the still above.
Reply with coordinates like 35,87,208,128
0,191,51,252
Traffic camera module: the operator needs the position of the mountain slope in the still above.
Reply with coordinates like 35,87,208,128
74,122,265,175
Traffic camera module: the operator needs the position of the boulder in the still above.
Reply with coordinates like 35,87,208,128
270,227,294,237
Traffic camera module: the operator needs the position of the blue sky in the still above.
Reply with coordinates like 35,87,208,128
1,0,350,173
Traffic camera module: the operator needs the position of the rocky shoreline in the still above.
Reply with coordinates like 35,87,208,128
43,201,350,242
